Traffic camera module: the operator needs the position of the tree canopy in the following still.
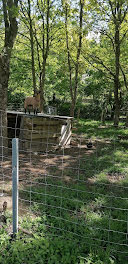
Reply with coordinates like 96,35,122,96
0,0,128,124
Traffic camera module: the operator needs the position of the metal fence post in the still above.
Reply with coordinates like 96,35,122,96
12,138,19,235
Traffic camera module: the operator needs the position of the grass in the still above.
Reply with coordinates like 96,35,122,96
0,119,128,264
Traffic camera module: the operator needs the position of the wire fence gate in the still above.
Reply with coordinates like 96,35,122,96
0,109,128,261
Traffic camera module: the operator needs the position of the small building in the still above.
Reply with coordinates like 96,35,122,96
7,111,73,152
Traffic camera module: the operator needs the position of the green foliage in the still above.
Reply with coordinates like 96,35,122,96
75,101,101,119
8,91,26,110
55,100,101,119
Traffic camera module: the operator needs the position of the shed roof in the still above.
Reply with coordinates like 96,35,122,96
7,111,73,120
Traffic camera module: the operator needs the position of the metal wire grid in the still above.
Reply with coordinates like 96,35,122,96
0,110,128,258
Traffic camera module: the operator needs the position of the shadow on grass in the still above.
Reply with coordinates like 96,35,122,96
1,119,128,264
76,119,128,140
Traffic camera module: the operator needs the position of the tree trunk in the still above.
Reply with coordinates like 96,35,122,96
0,0,18,155
101,110,106,125
114,24,120,126
0,55,9,155
65,0,83,117
77,108,80,120
39,57,47,112
37,0,50,112
125,111,128,127
28,0,36,94
70,99,75,117
114,80,120,126
39,77,45,112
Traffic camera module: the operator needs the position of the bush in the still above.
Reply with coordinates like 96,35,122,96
75,102,101,120
8,91,26,110
50,100,101,119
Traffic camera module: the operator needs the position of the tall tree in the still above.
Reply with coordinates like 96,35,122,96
20,0,53,111
0,0,19,152
19,0,37,95
28,0,36,95
35,0,50,111
63,0,84,117
85,0,128,126
109,0,128,126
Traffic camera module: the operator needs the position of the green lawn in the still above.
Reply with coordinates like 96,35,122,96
0,119,128,264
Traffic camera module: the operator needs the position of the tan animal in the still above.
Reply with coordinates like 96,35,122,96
24,91,40,114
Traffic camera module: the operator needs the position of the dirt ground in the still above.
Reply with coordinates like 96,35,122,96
0,135,125,217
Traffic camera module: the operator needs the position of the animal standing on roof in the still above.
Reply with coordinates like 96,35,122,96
24,91,41,114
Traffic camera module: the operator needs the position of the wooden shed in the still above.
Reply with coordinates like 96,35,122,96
7,111,73,152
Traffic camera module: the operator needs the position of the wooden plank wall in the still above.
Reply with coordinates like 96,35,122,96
7,112,72,152
19,116,71,152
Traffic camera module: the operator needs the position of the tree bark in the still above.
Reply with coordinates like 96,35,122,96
64,0,83,117
39,66,46,112
64,3,73,116
70,100,75,118
0,55,9,155
35,0,50,112
125,111,128,127
109,1,128,126
0,0,18,155
101,108,106,125
114,23,120,126
71,0,83,117
28,0,36,94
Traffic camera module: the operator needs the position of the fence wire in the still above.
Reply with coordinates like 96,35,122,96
0,109,128,261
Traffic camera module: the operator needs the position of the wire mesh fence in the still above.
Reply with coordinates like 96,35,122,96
0,109,128,261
